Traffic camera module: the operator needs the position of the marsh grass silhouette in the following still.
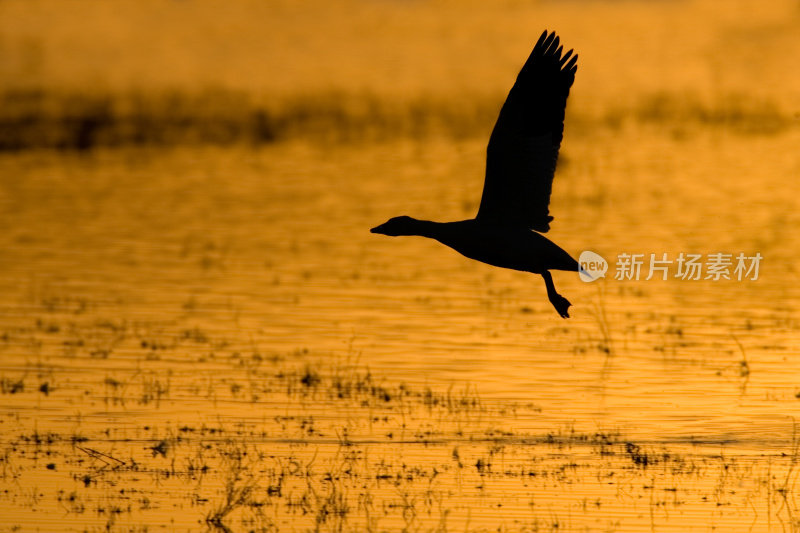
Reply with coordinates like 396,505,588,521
372,31,581,318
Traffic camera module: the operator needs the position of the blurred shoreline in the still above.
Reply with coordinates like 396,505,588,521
2,0,798,150
0,87,794,151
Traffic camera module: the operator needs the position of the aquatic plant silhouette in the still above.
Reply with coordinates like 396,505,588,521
372,30,580,317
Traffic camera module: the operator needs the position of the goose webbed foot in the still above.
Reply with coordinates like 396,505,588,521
549,292,572,318
541,270,571,319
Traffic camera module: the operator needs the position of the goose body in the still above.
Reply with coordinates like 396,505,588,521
371,218,577,275
371,31,581,318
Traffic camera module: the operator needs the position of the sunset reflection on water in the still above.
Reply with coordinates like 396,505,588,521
1,0,800,530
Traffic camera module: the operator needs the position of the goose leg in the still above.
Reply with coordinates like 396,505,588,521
542,271,571,318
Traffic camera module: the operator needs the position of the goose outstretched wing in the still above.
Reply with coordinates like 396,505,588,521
476,31,577,233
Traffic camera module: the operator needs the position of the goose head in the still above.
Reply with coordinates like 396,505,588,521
370,216,419,237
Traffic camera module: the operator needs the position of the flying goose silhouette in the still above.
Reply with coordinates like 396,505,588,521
371,30,580,318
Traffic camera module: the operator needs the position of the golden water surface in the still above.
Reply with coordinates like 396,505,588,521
1,0,800,531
